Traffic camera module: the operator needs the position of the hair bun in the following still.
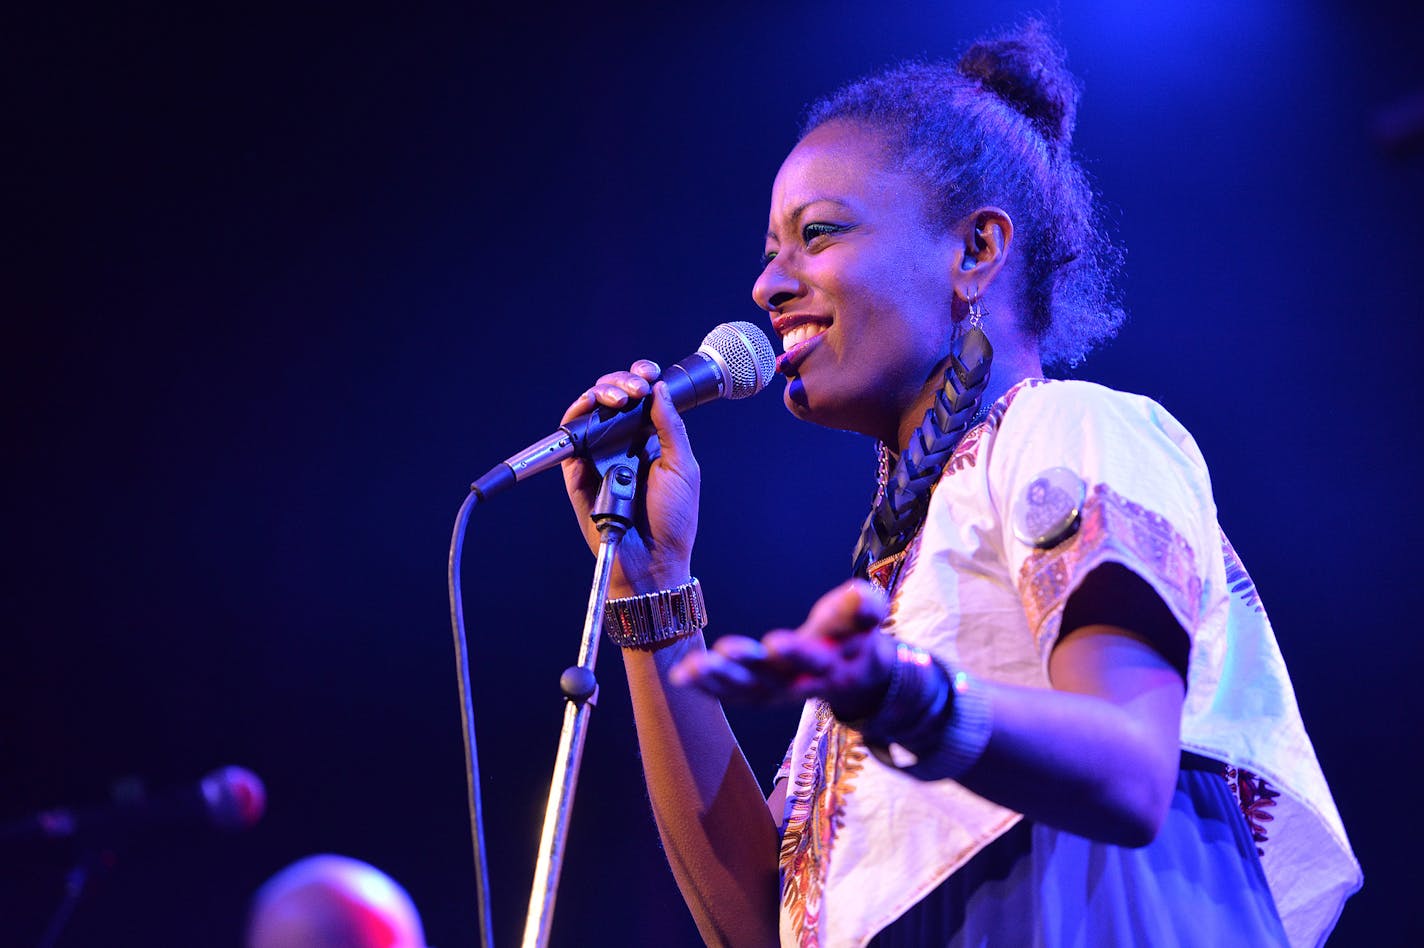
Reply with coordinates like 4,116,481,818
957,19,1079,147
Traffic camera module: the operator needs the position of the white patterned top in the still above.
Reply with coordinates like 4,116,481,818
774,379,1361,948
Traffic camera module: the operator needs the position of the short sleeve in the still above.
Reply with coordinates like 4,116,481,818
986,381,1221,661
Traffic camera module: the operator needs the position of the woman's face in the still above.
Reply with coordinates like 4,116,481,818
754,120,959,444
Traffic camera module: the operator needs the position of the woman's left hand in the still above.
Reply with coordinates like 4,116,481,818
668,579,899,721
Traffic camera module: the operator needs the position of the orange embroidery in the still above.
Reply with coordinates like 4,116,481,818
943,421,988,477
1018,483,1201,645
866,549,909,594
1225,765,1280,857
779,704,868,947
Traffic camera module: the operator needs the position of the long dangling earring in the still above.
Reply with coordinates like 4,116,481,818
966,286,987,329
851,324,994,580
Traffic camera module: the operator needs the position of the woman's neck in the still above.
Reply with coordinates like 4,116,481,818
890,335,1043,455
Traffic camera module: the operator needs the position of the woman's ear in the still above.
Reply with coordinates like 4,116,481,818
950,206,1014,302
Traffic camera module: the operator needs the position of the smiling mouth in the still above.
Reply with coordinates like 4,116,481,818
774,321,830,376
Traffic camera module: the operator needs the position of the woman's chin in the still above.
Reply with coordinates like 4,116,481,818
783,380,872,436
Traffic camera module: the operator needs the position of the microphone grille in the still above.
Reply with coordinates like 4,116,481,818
700,321,777,400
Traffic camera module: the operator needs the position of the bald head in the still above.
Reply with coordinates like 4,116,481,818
247,854,426,948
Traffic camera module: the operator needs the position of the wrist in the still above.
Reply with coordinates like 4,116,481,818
603,577,707,650
611,564,693,599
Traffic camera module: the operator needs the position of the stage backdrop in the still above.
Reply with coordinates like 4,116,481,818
6,2,1420,944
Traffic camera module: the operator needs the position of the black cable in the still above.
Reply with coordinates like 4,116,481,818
447,488,495,948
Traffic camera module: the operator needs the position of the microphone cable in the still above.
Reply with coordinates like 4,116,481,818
447,488,496,948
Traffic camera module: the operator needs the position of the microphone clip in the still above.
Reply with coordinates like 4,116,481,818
591,457,641,533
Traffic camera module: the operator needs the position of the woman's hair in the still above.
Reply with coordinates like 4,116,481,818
800,19,1123,367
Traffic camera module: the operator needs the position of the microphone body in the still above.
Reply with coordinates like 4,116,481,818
0,765,266,846
471,321,775,500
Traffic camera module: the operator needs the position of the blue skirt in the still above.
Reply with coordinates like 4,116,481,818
869,754,1289,947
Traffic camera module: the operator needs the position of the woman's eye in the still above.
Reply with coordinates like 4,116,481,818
802,222,845,244
759,222,847,268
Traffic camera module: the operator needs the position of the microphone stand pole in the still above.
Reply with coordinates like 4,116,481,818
522,458,640,948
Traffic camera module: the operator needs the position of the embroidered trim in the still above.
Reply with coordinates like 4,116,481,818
1017,483,1202,646
1222,532,1265,614
1225,764,1281,857
866,549,910,595
943,421,988,478
779,703,868,947
774,742,795,789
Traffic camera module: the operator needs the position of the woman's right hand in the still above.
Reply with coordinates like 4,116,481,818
560,360,701,598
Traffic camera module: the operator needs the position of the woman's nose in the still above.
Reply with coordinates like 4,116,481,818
752,256,804,313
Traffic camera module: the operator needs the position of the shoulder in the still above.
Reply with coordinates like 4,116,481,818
996,380,1201,458
998,378,1165,421
983,379,1215,516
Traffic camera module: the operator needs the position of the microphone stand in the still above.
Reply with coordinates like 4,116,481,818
521,457,640,948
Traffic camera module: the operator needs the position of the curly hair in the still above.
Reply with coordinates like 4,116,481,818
800,19,1124,367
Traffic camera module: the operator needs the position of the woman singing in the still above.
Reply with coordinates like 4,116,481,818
561,19,1359,947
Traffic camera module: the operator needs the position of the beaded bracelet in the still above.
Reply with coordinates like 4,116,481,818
898,668,993,782
602,578,707,650
852,643,993,782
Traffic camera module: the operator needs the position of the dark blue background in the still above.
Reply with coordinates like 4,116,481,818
5,2,1420,944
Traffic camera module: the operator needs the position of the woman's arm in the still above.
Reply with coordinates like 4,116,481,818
561,369,780,946
959,562,1187,846
623,637,782,946
675,562,1189,849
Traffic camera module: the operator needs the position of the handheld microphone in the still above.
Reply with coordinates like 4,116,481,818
0,765,267,845
471,321,777,500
